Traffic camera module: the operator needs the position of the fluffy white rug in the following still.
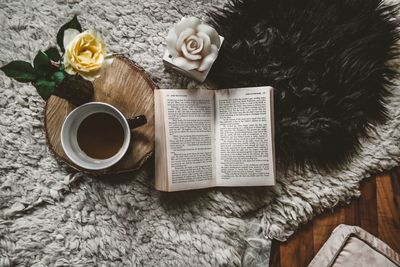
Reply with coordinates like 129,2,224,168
0,0,399,266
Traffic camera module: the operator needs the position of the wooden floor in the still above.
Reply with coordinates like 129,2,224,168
270,167,400,267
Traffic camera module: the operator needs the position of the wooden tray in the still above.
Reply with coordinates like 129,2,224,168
45,55,157,175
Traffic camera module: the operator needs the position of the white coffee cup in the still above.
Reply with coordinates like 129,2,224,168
61,102,146,170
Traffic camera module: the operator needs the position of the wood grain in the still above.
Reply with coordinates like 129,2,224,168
271,167,400,267
280,222,314,267
359,177,378,236
312,206,345,254
343,195,360,226
269,238,281,267
377,171,400,252
45,55,157,175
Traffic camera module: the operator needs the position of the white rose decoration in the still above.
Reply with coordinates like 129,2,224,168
166,17,221,72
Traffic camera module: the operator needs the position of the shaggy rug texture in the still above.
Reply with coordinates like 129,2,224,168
0,0,399,266
208,0,400,170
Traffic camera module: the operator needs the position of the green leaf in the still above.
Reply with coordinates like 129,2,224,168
0,61,37,83
51,71,65,84
35,79,56,100
57,15,82,52
45,47,61,62
34,51,52,76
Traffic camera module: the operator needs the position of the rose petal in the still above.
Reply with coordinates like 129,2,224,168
181,44,202,61
186,36,203,54
166,27,179,57
63,28,80,49
77,68,102,81
175,17,201,36
186,39,196,52
196,31,211,56
176,29,195,52
104,55,114,67
197,24,221,48
81,74,98,82
198,45,218,72
173,57,200,71
186,36,198,51
64,65,77,75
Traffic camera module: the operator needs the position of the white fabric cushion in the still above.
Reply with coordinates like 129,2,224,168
308,224,400,267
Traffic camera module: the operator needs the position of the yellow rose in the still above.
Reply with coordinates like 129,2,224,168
63,29,113,81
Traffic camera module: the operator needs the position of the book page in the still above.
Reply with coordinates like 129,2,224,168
215,86,275,186
160,89,216,191
154,90,168,191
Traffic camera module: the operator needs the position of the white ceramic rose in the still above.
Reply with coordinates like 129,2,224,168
63,29,113,81
166,17,221,72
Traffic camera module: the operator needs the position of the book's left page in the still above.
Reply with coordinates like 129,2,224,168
155,89,216,191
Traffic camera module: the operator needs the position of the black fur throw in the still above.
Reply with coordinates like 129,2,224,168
207,0,400,170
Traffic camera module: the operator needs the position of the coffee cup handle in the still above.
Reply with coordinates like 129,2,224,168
127,115,147,129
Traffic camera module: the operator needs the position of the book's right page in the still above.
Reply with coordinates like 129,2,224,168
215,86,275,187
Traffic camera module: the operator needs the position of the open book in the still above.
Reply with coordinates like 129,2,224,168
155,86,275,191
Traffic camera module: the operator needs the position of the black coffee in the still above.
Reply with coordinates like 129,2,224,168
77,113,124,159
